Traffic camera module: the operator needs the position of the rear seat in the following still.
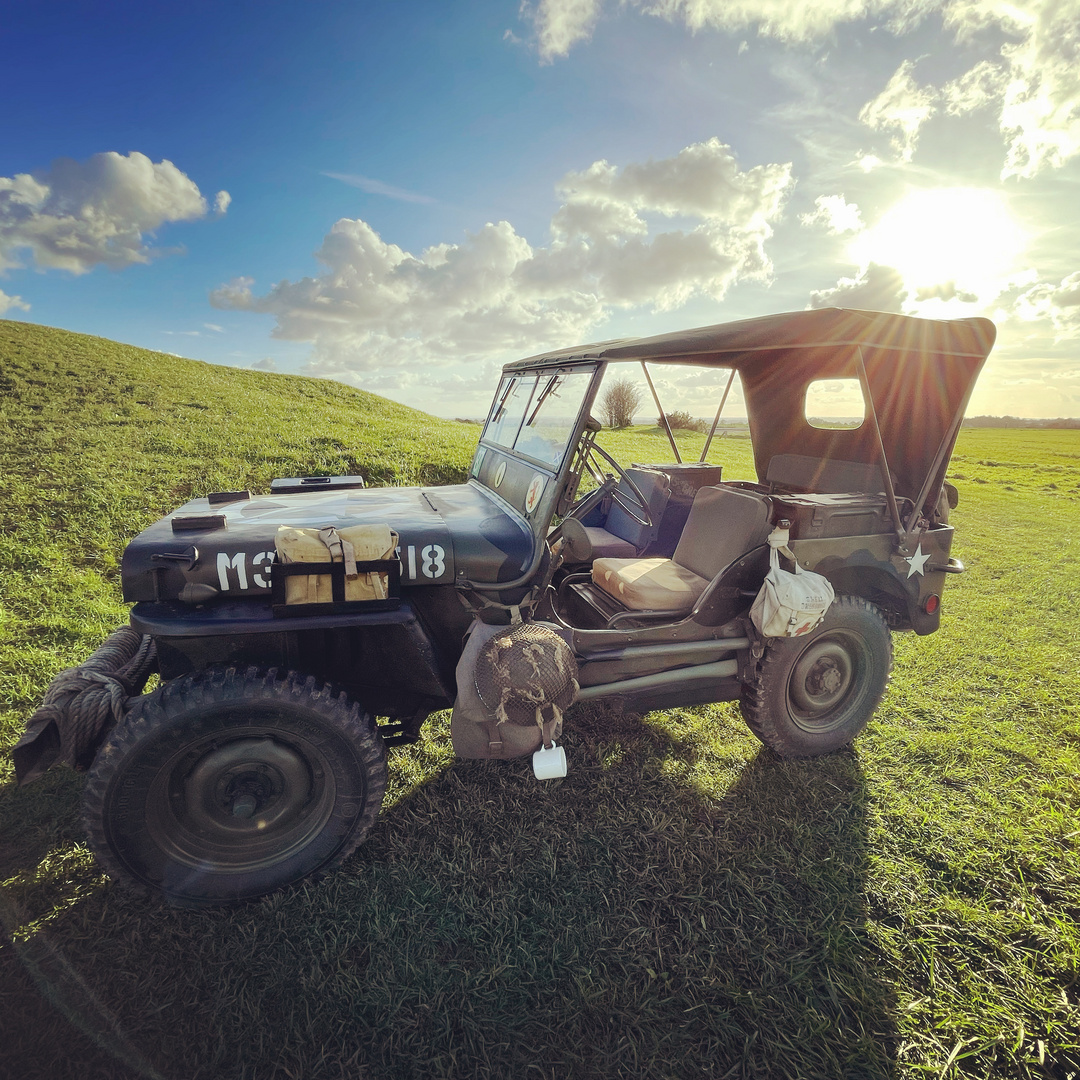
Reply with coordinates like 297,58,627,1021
591,485,773,613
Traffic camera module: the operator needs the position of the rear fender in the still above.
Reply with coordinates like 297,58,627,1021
791,526,957,635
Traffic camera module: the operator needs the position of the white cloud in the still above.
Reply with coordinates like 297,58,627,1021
858,60,938,163
204,323,225,333
942,59,1004,116
0,288,29,315
304,361,506,416
809,262,908,311
214,190,232,215
527,0,1080,178
944,0,1080,177
213,139,792,382
648,0,922,42
866,3,1080,177
800,194,863,234
856,154,886,172
252,357,279,371
1013,271,1080,335
913,281,978,303
322,172,436,205
0,151,228,275
526,0,918,57
524,0,605,62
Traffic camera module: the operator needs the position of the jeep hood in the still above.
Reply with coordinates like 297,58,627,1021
121,482,536,603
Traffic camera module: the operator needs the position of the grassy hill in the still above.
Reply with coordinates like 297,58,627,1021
0,320,477,716
1,319,1079,1079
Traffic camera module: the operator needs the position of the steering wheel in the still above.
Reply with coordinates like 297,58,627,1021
565,441,654,528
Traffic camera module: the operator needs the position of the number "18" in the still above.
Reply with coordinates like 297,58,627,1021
403,544,446,579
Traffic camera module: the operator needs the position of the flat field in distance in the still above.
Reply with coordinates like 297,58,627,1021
1,319,1078,1079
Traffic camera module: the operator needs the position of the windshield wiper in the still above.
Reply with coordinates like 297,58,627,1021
525,375,562,426
491,378,517,424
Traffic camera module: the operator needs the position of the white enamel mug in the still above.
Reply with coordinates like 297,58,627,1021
532,741,567,780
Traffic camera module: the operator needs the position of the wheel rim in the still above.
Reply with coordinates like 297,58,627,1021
786,632,863,733
145,728,337,874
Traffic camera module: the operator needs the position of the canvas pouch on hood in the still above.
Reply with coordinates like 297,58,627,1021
275,524,398,605
750,527,835,638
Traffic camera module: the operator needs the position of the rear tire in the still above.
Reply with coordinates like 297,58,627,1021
740,595,892,757
82,667,386,906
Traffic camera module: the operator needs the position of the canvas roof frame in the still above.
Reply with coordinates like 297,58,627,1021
504,308,996,527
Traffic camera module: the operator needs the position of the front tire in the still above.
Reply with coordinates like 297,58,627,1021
740,595,892,757
82,667,387,906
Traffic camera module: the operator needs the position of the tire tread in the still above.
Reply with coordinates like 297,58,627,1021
82,666,387,905
740,595,892,758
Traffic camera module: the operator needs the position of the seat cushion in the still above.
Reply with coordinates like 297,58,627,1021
592,557,709,612
583,526,637,559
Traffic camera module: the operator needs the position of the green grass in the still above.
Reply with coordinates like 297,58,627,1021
1,319,1078,1079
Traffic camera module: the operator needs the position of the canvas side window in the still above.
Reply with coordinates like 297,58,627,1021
804,379,866,429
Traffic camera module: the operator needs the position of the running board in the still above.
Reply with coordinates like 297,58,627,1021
577,637,749,688
576,658,740,702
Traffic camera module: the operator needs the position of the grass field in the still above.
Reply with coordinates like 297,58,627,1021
1,319,1078,1079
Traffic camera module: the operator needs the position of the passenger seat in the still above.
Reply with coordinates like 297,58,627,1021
591,485,773,613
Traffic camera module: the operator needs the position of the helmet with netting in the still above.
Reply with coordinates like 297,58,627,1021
474,623,579,735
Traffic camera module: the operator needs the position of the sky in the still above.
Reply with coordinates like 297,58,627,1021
2,0,1079,420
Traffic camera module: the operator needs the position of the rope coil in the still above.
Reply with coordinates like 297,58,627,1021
12,627,158,784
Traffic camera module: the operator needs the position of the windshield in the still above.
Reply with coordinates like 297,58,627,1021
478,370,593,468
483,376,532,450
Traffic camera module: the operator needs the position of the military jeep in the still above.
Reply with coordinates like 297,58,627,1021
15,307,995,905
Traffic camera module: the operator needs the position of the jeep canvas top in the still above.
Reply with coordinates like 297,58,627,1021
13,307,996,905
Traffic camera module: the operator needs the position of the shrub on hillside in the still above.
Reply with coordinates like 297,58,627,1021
659,410,707,433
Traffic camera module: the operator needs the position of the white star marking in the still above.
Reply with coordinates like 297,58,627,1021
905,543,931,578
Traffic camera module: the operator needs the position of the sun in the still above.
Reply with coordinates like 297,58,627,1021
849,187,1027,308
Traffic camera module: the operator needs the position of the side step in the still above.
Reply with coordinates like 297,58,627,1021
576,658,740,702
577,637,749,687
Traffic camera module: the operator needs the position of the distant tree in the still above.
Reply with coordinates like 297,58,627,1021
601,377,642,429
963,415,1080,429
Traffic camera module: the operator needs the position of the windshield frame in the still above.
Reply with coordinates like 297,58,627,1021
475,365,599,472
467,361,603,544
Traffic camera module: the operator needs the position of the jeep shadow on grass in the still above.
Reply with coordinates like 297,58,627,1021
12,307,995,909
1,713,897,1080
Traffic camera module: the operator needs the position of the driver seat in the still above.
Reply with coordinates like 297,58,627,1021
576,467,670,559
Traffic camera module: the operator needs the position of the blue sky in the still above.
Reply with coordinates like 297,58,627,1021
2,0,1079,418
